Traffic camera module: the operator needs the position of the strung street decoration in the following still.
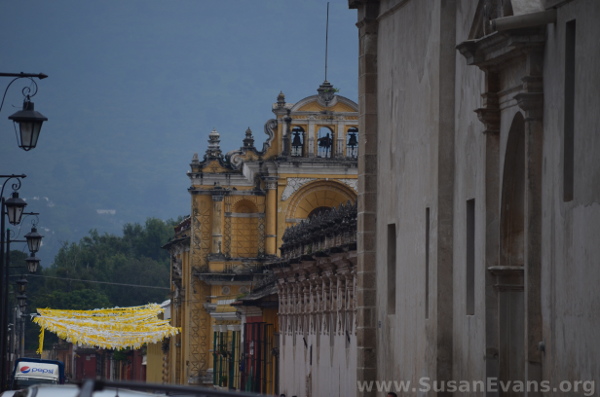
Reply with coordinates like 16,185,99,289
33,303,179,353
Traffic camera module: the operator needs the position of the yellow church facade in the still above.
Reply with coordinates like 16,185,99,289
163,82,358,390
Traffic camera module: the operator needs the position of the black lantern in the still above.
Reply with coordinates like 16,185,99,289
16,293,27,312
25,253,41,274
16,277,28,312
16,277,27,294
8,98,48,151
4,191,27,225
24,226,43,253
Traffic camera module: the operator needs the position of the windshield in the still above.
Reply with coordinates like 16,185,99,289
13,378,58,390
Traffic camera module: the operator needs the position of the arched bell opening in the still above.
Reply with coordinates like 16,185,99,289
346,127,359,159
291,126,305,157
317,127,333,158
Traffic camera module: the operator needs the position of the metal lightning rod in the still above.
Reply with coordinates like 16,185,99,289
325,2,330,82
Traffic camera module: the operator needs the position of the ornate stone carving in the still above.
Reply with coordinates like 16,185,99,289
336,178,358,192
281,178,315,201
189,204,212,381
226,119,277,169
261,119,277,153
270,203,357,337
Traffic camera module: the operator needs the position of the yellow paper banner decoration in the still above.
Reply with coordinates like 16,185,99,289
33,304,180,352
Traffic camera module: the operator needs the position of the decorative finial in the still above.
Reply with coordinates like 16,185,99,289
243,127,255,148
206,128,222,158
317,80,336,104
277,91,286,107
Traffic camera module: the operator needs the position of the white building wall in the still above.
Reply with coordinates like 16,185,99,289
376,0,456,386
541,0,600,388
280,332,357,397
452,1,489,386
353,0,600,395
453,0,600,392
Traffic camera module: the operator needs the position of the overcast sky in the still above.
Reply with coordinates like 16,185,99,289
0,1,359,264
1,1,357,155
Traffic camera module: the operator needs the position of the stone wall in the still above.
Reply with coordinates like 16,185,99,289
350,0,600,395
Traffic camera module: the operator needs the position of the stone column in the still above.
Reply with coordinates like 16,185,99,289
308,117,316,158
310,273,322,334
349,1,379,393
287,278,296,335
264,177,278,255
516,75,544,391
476,71,502,388
336,119,345,158
321,274,331,335
337,272,346,335
211,187,226,254
282,114,291,156
349,269,357,334
319,261,335,336
294,278,302,335
277,279,288,336
435,2,457,390
301,278,310,336
336,259,351,335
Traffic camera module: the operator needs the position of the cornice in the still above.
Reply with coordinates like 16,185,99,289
457,29,546,72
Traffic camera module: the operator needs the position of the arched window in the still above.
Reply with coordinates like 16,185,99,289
501,113,525,267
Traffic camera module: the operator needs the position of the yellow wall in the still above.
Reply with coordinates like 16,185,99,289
145,342,163,384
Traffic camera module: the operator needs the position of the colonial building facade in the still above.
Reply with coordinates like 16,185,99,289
163,82,359,391
349,0,600,396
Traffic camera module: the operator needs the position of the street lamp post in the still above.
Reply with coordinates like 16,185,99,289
14,276,29,361
0,72,47,391
0,72,48,151
0,176,43,390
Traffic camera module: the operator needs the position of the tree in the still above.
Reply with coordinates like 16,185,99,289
29,217,177,311
24,217,178,352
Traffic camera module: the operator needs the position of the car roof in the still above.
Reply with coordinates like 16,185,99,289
14,384,166,397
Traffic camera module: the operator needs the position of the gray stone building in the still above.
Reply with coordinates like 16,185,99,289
348,0,599,395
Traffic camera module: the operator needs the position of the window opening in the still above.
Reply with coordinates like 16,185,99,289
347,127,358,158
291,126,305,157
317,127,333,158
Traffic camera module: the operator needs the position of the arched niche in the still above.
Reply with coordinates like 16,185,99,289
497,111,526,388
500,112,526,267
317,127,334,158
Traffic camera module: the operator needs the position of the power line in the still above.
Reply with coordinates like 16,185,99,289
26,274,170,290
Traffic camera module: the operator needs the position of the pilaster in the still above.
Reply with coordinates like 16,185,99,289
265,177,278,255
352,1,379,394
211,186,225,255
